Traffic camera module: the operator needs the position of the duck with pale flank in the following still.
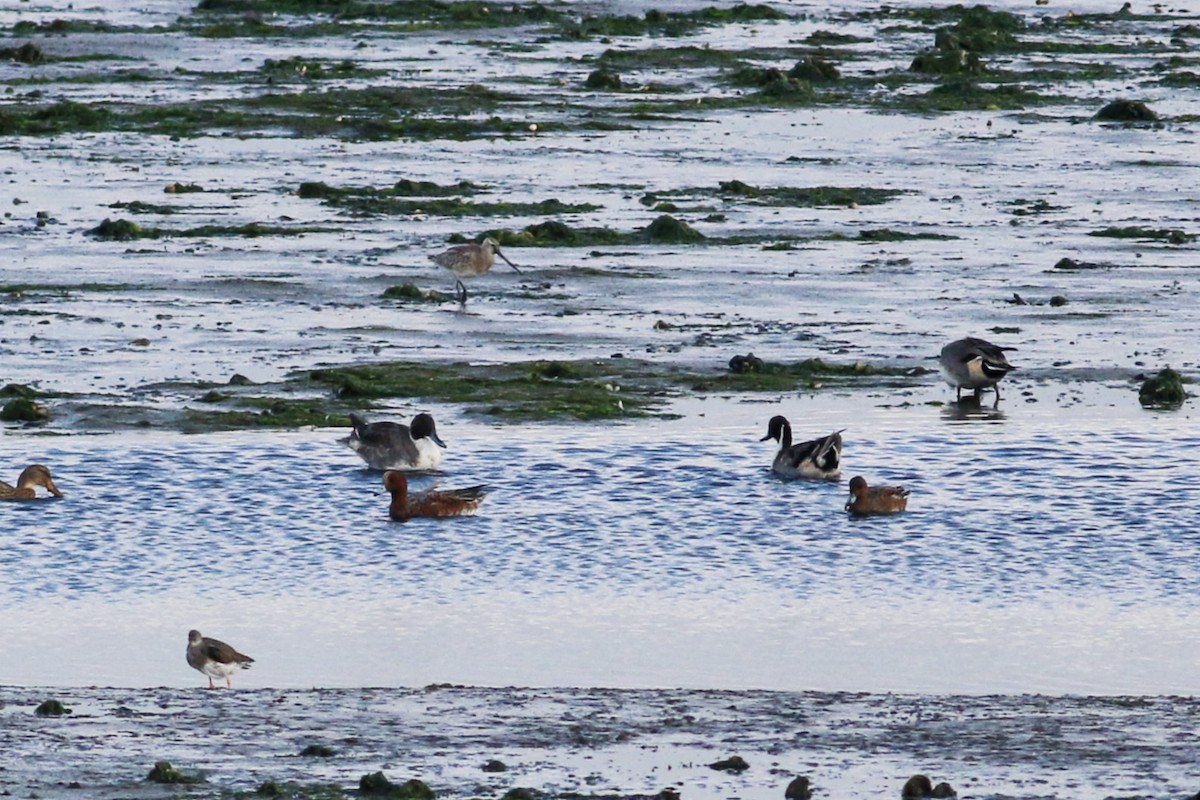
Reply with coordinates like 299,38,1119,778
343,412,446,471
186,629,254,689
383,470,487,521
429,236,520,308
0,464,63,501
845,475,909,516
939,336,1017,403
759,415,843,480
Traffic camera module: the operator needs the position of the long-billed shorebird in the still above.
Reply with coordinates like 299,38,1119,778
428,237,520,308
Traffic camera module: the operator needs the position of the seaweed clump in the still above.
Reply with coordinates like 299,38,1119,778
1138,367,1189,409
1,397,49,422
788,56,839,82
1095,99,1159,122
710,755,750,773
359,772,434,799
382,283,446,303
644,214,704,243
934,5,1023,52
585,69,623,90
733,66,814,100
1,42,44,64
146,761,204,784
34,699,71,716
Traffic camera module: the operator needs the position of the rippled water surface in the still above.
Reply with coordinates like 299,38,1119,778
4,393,1200,693
1,0,1200,697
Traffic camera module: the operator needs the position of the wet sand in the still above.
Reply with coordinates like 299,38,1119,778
4,684,1198,799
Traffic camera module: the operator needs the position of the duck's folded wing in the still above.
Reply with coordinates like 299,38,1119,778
785,432,842,471
445,485,489,502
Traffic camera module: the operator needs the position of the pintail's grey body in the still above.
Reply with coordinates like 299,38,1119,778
939,337,1017,402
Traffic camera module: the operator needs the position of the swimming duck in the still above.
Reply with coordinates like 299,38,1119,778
383,470,487,521
759,415,843,480
343,412,446,471
0,464,63,501
938,336,1017,402
186,629,254,689
845,475,909,516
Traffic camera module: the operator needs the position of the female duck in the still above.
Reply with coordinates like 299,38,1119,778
759,415,843,480
0,464,63,500
383,470,488,522
844,475,909,516
343,412,446,471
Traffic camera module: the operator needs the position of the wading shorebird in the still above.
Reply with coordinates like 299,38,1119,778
342,412,446,471
186,629,254,689
759,416,844,480
938,336,1017,403
382,470,487,521
844,475,909,516
428,236,520,308
0,464,63,500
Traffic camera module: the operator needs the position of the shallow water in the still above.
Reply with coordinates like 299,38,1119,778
4,389,1199,694
1,0,1200,703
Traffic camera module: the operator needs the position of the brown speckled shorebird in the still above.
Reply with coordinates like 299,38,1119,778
186,629,254,689
428,236,520,308
845,475,909,516
0,464,63,501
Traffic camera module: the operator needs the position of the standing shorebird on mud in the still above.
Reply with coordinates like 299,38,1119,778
428,236,520,309
186,629,254,689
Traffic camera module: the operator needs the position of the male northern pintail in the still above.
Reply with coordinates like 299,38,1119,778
0,464,63,500
844,475,909,516
343,412,446,471
938,336,1017,402
383,470,488,521
428,237,521,307
759,415,843,480
186,629,254,689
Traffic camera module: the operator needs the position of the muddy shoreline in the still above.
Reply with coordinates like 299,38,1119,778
4,685,1199,800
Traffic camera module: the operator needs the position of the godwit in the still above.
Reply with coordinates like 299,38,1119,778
428,236,520,308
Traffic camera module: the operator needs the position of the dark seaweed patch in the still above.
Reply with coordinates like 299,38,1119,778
1088,226,1193,243
0,101,111,136
1138,367,1190,409
474,215,704,248
643,182,905,208
296,181,599,217
87,218,328,240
